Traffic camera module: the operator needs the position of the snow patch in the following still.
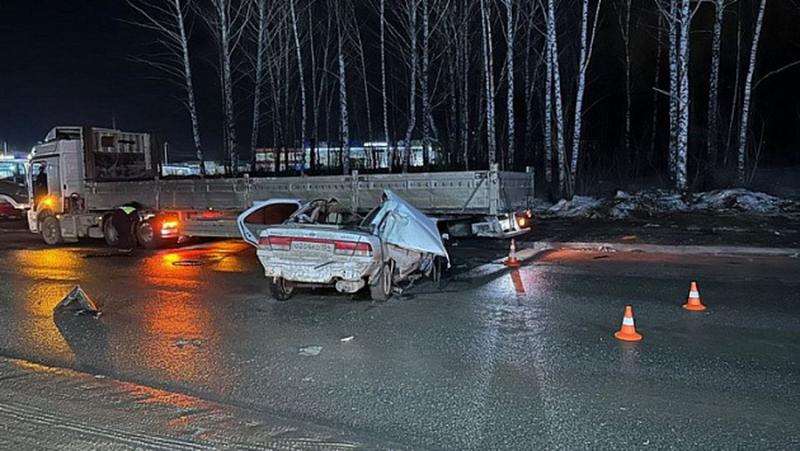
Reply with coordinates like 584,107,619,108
537,189,799,219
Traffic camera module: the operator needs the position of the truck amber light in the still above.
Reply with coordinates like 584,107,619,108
160,221,180,236
334,241,373,256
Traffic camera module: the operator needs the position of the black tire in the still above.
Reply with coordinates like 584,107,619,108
40,215,63,246
269,277,295,301
102,217,119,247
136,221,163,250
370,261,394,302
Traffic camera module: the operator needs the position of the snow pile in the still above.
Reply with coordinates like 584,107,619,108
537,189,799,219
691,189,792,215
543,196,606,218
608,190,688,219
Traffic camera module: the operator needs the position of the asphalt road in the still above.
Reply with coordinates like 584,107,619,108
0,221,798,449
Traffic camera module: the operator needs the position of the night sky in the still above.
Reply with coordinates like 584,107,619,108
1,1,799,166
0,1,206,159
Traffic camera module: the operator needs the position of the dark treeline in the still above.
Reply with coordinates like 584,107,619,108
128,0,800,199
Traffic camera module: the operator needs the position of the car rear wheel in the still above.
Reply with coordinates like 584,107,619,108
269,277,295,301
370,261,394,302
40,215,63,246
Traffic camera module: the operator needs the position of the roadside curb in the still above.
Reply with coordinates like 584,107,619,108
522,241,800,258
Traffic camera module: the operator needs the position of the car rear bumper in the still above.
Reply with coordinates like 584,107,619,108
256,250,376,284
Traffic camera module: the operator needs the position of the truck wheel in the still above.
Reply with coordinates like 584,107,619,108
269,277,295,301
370,261,394,302
136,221,163,250
40,215,63,246
102,217,119,247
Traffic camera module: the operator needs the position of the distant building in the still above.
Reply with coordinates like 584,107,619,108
254,140,441,172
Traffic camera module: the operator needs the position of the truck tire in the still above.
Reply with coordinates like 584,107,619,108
40,215,63,246
102,217,119,247
370,261,394,302
269,277,295,301
136,221,163,250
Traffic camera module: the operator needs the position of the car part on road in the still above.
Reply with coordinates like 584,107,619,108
40,215,63,245
614,305,642,342
55,286,101,318
270,277,295,301
683,281,707,311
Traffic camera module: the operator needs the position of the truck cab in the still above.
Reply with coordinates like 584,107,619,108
27,126,158,245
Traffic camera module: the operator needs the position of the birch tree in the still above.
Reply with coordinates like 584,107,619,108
504,0,515,170
675,0,690,192
568,0,603,198
614,0,633,171
736,0,768,184
480,0,497,166
335,0,351,174
706,0,725,168
248,0,271,172
127,0,205,174
402,0,419,173
546,0,567,196
203,0,250,173
380,0,391,168
289,0,307,172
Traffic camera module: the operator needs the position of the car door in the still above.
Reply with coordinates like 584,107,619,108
237,199,303,246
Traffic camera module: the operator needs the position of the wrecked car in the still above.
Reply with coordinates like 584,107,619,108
237,190,450,301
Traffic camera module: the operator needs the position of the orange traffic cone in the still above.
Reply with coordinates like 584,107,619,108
614,306,642,342
682,281,707,311
505,239,521,267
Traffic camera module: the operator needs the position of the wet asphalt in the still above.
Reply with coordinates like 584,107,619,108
0,222,798,449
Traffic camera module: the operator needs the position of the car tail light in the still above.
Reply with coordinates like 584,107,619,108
334,240,373,257
260,235,291,250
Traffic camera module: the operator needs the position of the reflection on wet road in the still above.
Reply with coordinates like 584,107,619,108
0,240,798,449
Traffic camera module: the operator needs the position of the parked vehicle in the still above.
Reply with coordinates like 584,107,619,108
26,125,534,248
0,156,28,219
237,191,449,301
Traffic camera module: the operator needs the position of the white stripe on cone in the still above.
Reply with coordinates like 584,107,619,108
622,317,635,326
689,291,700,298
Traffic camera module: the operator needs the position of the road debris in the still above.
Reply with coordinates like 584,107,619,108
55,286,101,318
298,346,323,356
340,336,354,343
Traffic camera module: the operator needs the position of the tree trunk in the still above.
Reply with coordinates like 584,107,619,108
543,29,554,186
480,0,497,167
568,0,602,198
547,0,566,197
380,0,390,170
336,4,350,174
173,0,204,175
668,0,678,185
675,0,690,192
289,0,307,173
706,0,724,169
403,0,418,173
460,0,470,170
504,0,515,170
736,0,768,185
421,0,432,168
250,0,268,173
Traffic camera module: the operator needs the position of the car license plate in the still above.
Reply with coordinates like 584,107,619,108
291,240,333,254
